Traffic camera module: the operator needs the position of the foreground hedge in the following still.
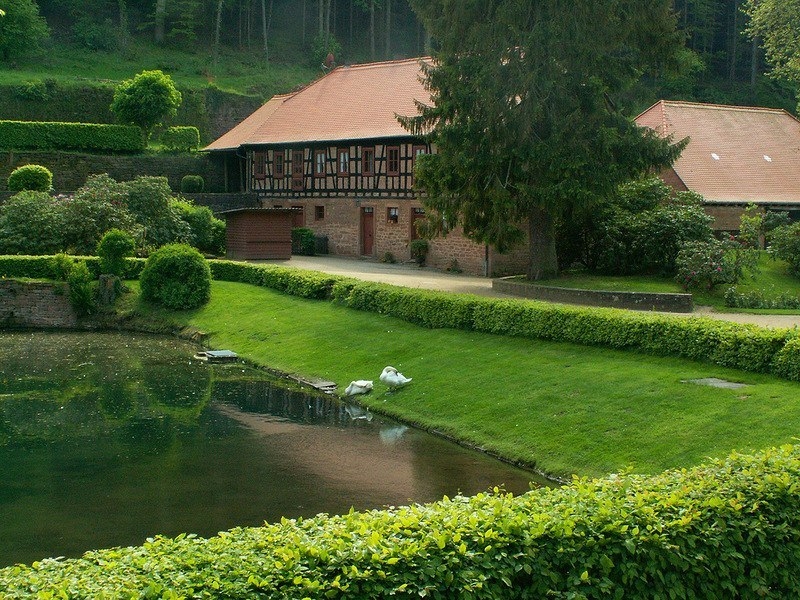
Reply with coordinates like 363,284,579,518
2,445,799,598
0,255,145,280
0,120,145,153
208,260,800,380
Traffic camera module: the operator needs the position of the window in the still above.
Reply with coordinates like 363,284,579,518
291,150,304,190
315,205,325,220
315,149,327,177
337,148,350,176
387,146,400,176
274,151,285,178
387,207,399,223
362,147,375,176
253,151,267,179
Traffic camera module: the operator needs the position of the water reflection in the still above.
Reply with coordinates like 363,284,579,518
0,332,541,567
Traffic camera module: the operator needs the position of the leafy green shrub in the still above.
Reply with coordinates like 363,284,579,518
71,16,118,51
60,175,138,255
768,222,800,277
180,174,205,193
0,121,145,153
675,239,739,290
110,70,182,138
173,199,224,255
772,337,800,381
97,229,135,277
0,255,145,280
126,176,191,249
7,164,52,192
162,126,201,152
724,286,800,310
67,260,94,316
50,253,76,281
292,227,316,255
0,191,63,254
410,239,429,266
140,244,211,309
2,446,800,598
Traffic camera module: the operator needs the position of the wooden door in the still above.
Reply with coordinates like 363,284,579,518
360,207,374,256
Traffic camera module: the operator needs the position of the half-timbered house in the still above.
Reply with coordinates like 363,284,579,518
205,57,528,276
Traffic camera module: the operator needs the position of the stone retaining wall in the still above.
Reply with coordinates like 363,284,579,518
0,281,78,328
492,277,694,313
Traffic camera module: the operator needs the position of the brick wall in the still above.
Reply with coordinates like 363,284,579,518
0,281,78,328
704,204,746,232
225,210,293,260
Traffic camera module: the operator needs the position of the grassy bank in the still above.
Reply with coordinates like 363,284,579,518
123,279,800,480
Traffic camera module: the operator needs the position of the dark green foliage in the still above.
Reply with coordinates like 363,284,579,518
97,229,135,276
409,239,428,266
60,175,138,255
140,244,211,309
3,445,800,598
71,16,118,52
126,176,191,249
0,191,63,255
110,70,182,137
558,180,714,275
67,260,94,316
0,0,50,60
180,174,205,193
173,199,225,255
161,126,200,152
0,120,145,153
405,0,685,279
7,164,52,192
768,222,800,277
675,239,747,291
291,227,316,256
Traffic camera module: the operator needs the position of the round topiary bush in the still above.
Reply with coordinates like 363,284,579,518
180,174,205,193
140,243,211,309
97,228,135,277
7,164,53,192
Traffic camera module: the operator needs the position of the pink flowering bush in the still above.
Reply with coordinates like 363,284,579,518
675,239,756,291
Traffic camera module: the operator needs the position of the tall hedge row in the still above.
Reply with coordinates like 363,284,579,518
0,120,145,153
0,255,145,280
2,445,800,598
207,260,800,380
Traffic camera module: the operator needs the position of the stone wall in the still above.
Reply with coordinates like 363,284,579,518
492,277,694,313
0,281,78,328
0,151,227,193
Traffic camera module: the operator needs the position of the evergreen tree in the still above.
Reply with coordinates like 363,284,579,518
404,0,686,279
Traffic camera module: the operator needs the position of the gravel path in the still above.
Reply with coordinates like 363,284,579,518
255,255,800,330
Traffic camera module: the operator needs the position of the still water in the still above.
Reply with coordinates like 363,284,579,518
0,332,541,567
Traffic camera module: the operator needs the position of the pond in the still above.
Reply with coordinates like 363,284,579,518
0,332,544,567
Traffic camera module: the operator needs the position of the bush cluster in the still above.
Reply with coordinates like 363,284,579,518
557,177,714,275
2,445,800,598
0,120,145,153
161,126,200,152
6,164,52,192
180,174,205,193
291,227,316,256
140,244,212,309
209,260,799,379
768,221,800,277
0,174,225,257
725,287,800,310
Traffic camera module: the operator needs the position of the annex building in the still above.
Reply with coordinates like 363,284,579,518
636,100,800,230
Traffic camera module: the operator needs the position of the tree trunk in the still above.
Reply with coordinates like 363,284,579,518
213,0,224,67
384,0,390,58
118,0,129,49
261,0,268,55
154,0,167,44
369,3,375,60
527,206,559,280
319,0,324,34
751,35,759,89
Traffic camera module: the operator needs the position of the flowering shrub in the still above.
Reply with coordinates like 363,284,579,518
675,238,758,291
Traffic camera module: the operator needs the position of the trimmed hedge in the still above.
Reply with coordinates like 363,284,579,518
2,445,800,598
0,255,145,280
0,120,145,153
161,126,200,152
207,260,800,380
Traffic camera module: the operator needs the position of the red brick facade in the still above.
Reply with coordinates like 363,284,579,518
223,209,294,260
0,281,78,328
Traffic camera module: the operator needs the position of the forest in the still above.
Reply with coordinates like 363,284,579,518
1,0,798,113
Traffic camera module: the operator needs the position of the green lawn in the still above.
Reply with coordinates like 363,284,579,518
126,280,800,480
547,252,800,311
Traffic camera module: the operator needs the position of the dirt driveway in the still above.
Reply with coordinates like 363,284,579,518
255,255,800,330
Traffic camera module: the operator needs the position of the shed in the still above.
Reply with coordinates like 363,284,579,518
220,208,294,260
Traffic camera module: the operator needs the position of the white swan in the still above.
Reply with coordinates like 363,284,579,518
379,366,412,390
344,380,373,396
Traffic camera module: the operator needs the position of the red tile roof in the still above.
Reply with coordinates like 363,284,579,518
205,57,432,150
636,100,800,205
